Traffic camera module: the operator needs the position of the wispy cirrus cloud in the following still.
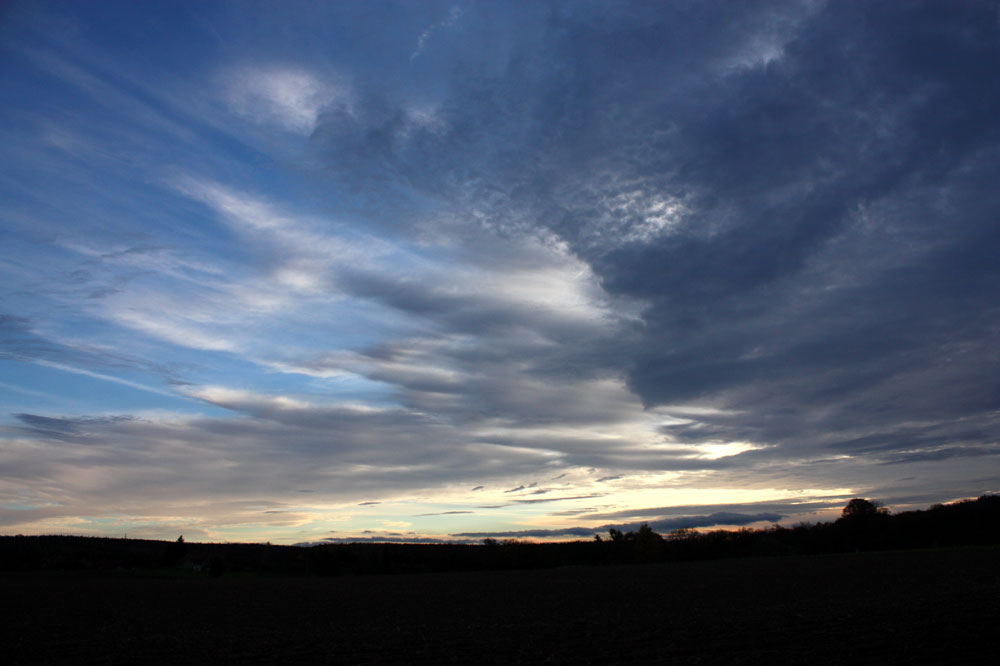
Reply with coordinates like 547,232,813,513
411,5,463,62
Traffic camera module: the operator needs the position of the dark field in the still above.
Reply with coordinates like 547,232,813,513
5,547,999,665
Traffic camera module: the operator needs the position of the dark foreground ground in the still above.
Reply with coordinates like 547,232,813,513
5,546,998,665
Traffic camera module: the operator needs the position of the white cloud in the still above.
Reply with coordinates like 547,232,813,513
102,294,242,352
181,385,393,418
411,5,463,62
26,360,183,400
609,190,689,243
171,176,387,270
220,65,344,134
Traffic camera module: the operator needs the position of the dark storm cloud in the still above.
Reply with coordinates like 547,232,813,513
312,0,1000,468
645,512,784,532
453,511,784,539
583,498,851,522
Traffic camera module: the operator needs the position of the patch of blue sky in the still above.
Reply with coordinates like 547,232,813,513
0,359,203,417
0,378,80,414
0,153,232,271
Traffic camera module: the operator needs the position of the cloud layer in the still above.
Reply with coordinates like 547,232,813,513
1,1,998,542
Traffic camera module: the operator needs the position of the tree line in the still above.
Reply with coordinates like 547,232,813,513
2,495,997,577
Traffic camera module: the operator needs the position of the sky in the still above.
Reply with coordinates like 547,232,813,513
1,0,998,545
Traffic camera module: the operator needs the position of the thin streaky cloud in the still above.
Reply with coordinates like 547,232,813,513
30,360,188,401
411,5,463,62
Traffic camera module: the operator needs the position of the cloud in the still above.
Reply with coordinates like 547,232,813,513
316,535,460,544
0,314,189,391
414,510,473,517
3,0,999,542
411,5,463,62
510,495,602,505
582,498,852,523
309,0,1000,474
0,396,565,510
220,65,342,134
878,446,999,466
453,511,785,539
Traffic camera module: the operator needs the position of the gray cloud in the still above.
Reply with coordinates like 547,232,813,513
0,313,186,385
4,0,999,542
454,511,785,539
510,494,602,505
316,535,462,545
0,408,569,530
582,499,851,523
414,510,473,517
309,0,1000,476
13,412,135,439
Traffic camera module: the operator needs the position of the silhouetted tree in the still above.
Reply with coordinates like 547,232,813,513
668,527,697,540
635,523,664,560
2,495,998,576
841,498,888,519
837,498,890,551
163,534,186,566
635,524,660,542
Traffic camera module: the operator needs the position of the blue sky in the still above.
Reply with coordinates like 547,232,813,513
1,0,998,544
